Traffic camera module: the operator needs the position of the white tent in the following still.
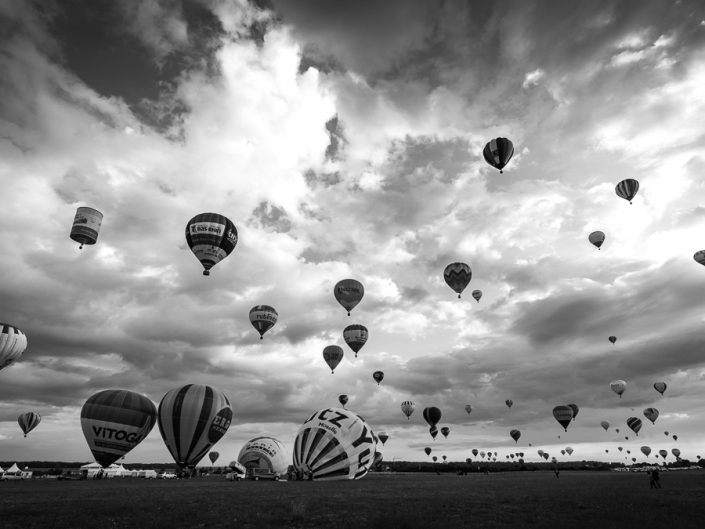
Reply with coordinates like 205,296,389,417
0,466,4,473
80,462,132,478
6,463,20,473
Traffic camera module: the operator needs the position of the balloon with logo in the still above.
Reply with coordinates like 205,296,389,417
372,370,384,385
440,426,450,439
158,384,232,468
626,417,642,436
338,395,349,408
425,447,432,457
510,429,521,443
553,405,574,432
423,407,442,428
0,323,28,372
249,305,278,339
292,407,376,480
401,401,415,420
343,324,368,357
615,179,640,204
209,451,219,465
429,425,439,440
185,213,238,276
653,382,667,395
17,412,41,437
505,399,513,408
443,263,472,298
334,279,364,316
70,206,103,249
323,346,344,374
472,290,483,303
567,403,579,421
610,379,627,398
238,437,289,476
600,421,610,431
589,231,605,250
81,389,157,467
483,137,514,173
640,446,651,457
378,432,389,446
608,336,617,344
643,407,659,424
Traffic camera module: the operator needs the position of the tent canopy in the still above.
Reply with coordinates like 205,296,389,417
6,463,20,472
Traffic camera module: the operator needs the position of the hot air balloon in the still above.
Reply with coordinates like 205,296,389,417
672,448,681,458
616,428,620,434
70,206,103,249
618,446,623,452
626,417,642,436
471,289,482,303
566,447,574,456
653,382,667,395
158,384,232,469
600,421,610,431
543,453,549,461
631,457,636,463
429,426,439,440
185,213,238,276
323,346,344,374
553,405,574,432
480,451,486,458
443,263,472,298
589,231,605,250
659,449,668,459
82,389,157,467
338,395,349,408
425,447,432,457
17,412,41,437
561,449,566,456
538,450,544,456
643,407,659,424
249,305,278,339
567,403,579,421
343,325,368,357
472,449,478,457
293,407,376,480
378,432,389,446
664,431,669,436
401,401,415,420
615,179,639,204
209,451,219,465
464,404,473,414
510,429,521,443
483,137,514,173
372,370,384,385
238,437,289,477
673,434,678,441
334,279,364,315
432,456,438,462
694,251,705,267
641,446,651,457
423,407,442,428
0,323,28,372
609,336,617,344
610,380,627,397
440,427,450,439
505,399,513,408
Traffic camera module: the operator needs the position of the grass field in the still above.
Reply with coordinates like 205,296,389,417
2,470,704,529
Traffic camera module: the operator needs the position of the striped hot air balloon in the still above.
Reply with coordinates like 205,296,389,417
0,323,27,372
343,324,368,357
292,407,376,481
694,251,705,267
249,305,278,339
588,231,605,249
483,137,514,173
609,336,617,344
185,213,238,276
158,384,232,469
70,206,103,249
443,263,471,298
643,407,659,424
401,401,415,420
615,179,640,204
553,405,574,432
81,389,157,467
610,379,627,397
17,412,41,437
626,417,643,436
334,279,364,315
237,437,288,476
567,403,579,421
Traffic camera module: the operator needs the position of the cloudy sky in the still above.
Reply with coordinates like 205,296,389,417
1,0,705,467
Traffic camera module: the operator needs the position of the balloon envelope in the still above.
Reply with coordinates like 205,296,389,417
566,447,574,456
372,370,384,385
401,401,415,420
694,251,705,266
70,206,103,248
185,213,238,276
238,437,289,476
209,451,219,464
429,426,438,440
610,380,627,397
510,429,521,443
600,420,610,431
567,403,579,420
0,323,28,372
292,407,376,480
81,389,157,467
626,417,642,436
323,346,344,373
471,289,482,303
334,279,364,315
378,432,389,445
505,399,513,408
659,449,668,458
609,336,617,344
643,407,659,424
615,179,640,203
440,427,450,439
641,446,651,457
483,137,514,173
588,231,605,249
425,447,432,456
158,384,232,468
343,324,368,356
249,305,278,339
443,263,471,298
422,407,442,427
464,404,473,414
553,405,574,431
338,395,349,407
653,382,667,395
672,448,680,458
17,412,41,437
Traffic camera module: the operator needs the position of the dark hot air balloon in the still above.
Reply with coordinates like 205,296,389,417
372,371,384,385
334,279,364,315
323,346,344,373
423,407,442,427
553,405,574,432
626,417,642,436
343,324,368,357
443,263,471,298
17,412,41,437
615,179,639,204
589,231,605,249
70,206,103,249
483,137,514,173
338,395,349,408
510,429,521,443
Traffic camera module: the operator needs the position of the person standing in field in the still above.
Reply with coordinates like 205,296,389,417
649,468,661,489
